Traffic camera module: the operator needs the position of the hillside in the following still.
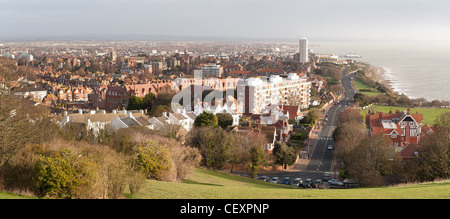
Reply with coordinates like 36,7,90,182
2,168,448,199
128,168,450,199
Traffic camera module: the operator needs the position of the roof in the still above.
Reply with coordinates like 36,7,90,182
400,143,421,159
68,112,126,123
365,110,423,136
281,105,302,119
171,113,187,121
257,69,284,73
228,71,254,74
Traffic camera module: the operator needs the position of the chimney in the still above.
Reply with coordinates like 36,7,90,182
90,110,96,114
78,109,83,114
163,112,168,118
407,107,411,115
112,110,117,114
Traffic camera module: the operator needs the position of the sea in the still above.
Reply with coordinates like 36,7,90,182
310,40,450,102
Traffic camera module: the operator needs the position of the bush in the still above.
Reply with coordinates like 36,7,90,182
131,133,201,182
35,148,96,199
2,139,141,199
134,140,174,181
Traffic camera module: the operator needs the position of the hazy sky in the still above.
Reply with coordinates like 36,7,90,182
1,0,450,42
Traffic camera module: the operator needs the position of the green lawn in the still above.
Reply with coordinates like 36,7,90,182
2,168,448,199
353,78,382,96
0,191,37,199
360,105,450,125
127,168,450,199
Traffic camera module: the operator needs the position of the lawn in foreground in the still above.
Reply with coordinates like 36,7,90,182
128,168,450,199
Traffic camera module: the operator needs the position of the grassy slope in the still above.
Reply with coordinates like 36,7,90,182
2,168,448,199
353,78,382,96
0,191,37,199
128,168,450,199
360,105,450,125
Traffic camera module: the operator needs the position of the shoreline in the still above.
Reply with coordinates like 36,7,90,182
362,63,398,95
373,65,394,91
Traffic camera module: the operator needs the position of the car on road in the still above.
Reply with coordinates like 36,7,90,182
302,179,313,188
281,177,291,185
314,179,322,188
292,178,303,187
323,172,331,181
327,145,334,150
258,176,269,181
270,177,279,184
328,179,344,186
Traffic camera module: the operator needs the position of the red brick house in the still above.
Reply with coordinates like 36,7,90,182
365,107,423,148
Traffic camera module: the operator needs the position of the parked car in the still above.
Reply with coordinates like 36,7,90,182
302,179,313,188
270,177,279,184
328,179,344,186
323,172,331,181
281,177,291,185
314,179,322,188
259,176,269,182
327,145,334,150
292,178,303,187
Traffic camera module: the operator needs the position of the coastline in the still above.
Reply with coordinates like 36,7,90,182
373,65,394,91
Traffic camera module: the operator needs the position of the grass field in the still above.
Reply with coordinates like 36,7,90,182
1,168,448,199
353,78,382,96
360,105,450,125
127,168,450,199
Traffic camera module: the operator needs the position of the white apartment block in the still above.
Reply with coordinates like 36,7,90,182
299,37,309,64
237,73,311,114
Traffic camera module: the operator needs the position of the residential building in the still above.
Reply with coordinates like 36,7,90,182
299,37,309,64
237,73,311,115
365,108,423,150
59,110,151,136
197,63,223,78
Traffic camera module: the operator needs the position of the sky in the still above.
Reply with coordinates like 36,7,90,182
1,0,450,42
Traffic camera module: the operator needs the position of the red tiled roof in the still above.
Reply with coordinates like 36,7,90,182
228,71,254,74
400,143,420,159
281,105,302,119
257,69,284,73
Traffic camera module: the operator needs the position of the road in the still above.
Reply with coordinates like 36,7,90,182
262,67,356,187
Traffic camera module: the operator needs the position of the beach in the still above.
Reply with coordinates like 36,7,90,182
373,65,394,91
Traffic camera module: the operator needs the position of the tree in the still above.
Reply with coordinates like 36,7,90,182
142,92,156,111
410,112,450,182
272,142,297,169
248,145,268,178
0,94,57,167
127,95,144,110
216,113,233,129
345,136,401,187
187,126,238,170
300,109,319,125
337,108,363,124
194,111,218,128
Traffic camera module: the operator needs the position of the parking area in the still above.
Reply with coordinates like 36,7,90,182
257,172,345,189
